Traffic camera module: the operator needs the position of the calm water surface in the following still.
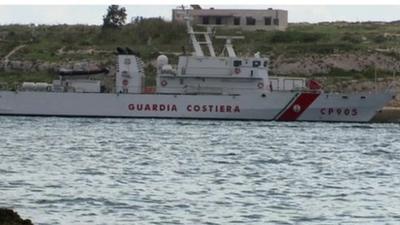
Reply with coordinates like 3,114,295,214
0,117,400,225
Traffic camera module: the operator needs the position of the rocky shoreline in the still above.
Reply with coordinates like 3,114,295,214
371,107,400,123
0,208,33,225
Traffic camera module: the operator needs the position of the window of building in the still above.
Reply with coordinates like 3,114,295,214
264,17,272,25
202,16,209,25
273,18,279,25
233,17,240,25
246,17,256,25
216,17,222,25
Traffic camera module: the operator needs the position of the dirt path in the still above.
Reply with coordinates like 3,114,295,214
3,44,26,60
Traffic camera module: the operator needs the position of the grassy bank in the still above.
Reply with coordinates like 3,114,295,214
1,19,400,85
1,20,400,61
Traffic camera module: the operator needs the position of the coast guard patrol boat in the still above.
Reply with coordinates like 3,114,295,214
0,18,394,122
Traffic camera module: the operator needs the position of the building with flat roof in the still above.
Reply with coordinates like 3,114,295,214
172,5,288,31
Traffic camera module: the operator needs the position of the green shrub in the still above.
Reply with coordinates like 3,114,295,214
270,31,324,43
341,32,363,44
373,35,387,43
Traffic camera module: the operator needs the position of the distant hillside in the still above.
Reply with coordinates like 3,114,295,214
1,18,400,88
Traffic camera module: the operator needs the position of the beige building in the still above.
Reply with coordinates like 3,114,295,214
172,5,288,31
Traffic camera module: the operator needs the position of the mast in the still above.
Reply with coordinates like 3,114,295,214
183,6,216,57
215,36,244,58
182,5,245,58
185,18,218,57
185,18,204,57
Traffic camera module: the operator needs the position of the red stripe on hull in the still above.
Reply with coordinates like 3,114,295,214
277,92,320,121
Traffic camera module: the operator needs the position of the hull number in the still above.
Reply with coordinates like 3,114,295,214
320,108,358,116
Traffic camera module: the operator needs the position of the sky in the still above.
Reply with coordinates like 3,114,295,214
1,5,400,25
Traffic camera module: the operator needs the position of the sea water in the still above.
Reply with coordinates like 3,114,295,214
0,117,399,225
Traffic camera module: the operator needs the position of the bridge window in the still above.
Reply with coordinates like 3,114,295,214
253,61,261,67
233,60,242,67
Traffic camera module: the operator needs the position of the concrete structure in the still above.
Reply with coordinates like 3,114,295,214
172,5,288,31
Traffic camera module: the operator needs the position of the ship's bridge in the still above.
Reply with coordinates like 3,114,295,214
156,55,269,95
155,14,269,95
177,56,268,77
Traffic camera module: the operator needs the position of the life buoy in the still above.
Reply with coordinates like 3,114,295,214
257,82,264,89
161,80,168,87
293,104,301,113
234,67,241,74
122,79,129,86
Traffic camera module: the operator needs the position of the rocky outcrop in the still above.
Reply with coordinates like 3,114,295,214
0,60,57,72
0,208,33,225
0,59,111,73
372,107,400,123
271,53,400,76
56,47,112,56
2,52,399,77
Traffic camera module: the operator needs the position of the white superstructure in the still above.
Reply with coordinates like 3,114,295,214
116,54,145,94
0,17,395,122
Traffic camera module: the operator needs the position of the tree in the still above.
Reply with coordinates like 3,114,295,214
102,5,127,29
